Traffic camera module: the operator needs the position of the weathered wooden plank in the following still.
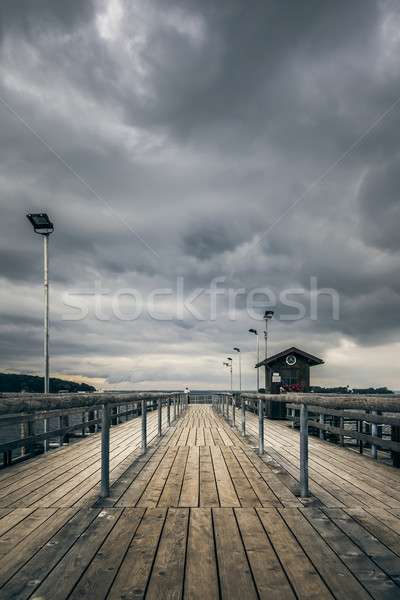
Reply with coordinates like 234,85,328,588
279,508,372,599
145,508,189,600
231,447,282,507
179,445,200,507
137,447,179,508
0,508,36,537
323,507,400,585
116,447,170,508
158,446,189,507
0,507,57,556
199,446,219,507
257,508,334,599
24,509,122,600
220,446,261,507
344,507,400,557
107,508,166,600
210,445,240,507
213,507,258,600
302,507,400,599
0,508,101,600
184,508,219,600
235,508,296,599
0,507,79,587
69,508,145,600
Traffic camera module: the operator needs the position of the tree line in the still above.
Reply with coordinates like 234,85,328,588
0,373,96,393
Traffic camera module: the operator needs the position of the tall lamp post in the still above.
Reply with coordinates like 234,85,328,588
223,357,233,393
263,310,274,392
27,213,54,394
249,328,259,392
233,347,241,392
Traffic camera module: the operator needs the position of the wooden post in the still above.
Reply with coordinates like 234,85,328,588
258,398,264,455
339,416,344,447
142,399,147,454
167,397,171,427
88,410,95,433
241,398,245,436
59,415,69,446
300,403,309,497
173,396,177,421
226,395,229,421
391,425,400,467
101,404,110,498
291,407,296,429
231,395,235,427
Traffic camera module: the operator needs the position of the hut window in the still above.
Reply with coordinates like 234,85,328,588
282,368,298,386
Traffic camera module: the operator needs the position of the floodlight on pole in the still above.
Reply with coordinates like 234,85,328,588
27,213,54,394
233,348,241,392
249,328,259,392
223,358,233,393
263,310,274,392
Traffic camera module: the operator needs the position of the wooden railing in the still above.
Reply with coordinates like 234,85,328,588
0,391,187,498
212,392,400,498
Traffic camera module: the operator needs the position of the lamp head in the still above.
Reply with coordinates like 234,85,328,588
227,357,232,361
263,310,274,320
249,328,257,335
233,347,240,353
27,213,54,235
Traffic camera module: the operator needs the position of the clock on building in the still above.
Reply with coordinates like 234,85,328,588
286,354,297,366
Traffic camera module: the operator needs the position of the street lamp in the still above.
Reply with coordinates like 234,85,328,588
263,310,274,392
223,357,233,393
233,348,241,392
27,213,54,393
249,328,259,392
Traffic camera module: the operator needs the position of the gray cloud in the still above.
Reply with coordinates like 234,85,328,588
0,0,399,390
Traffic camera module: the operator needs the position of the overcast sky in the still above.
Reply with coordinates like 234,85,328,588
0,0,399,391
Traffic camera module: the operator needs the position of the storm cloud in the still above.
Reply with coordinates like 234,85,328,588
0,0,399,390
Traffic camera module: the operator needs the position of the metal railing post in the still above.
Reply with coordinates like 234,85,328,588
101,404,110,498
258,398,264,454
141,399,147,454
226,394,229,421
241,398,245,436
232,395,235,427
300,403,309,497
167,397,171,427
319,413,324,440
158,397,162,436
173,396,177,420
371,410,378,460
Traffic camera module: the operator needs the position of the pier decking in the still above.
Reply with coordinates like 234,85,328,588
0,404,399,599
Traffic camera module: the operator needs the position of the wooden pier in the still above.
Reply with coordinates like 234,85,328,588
0,404,399,599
